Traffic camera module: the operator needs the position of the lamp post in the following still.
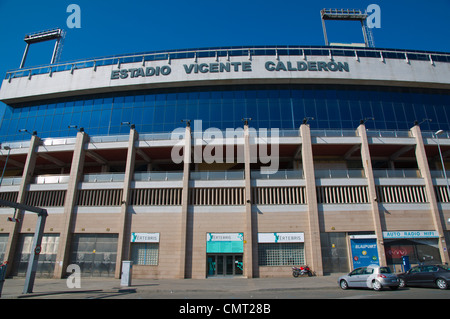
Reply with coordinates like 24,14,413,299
435,130,450,202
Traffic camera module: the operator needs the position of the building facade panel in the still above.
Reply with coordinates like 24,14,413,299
0,46,450,279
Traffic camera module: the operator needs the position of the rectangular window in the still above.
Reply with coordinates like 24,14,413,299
258,243,304,266
131,243,159,265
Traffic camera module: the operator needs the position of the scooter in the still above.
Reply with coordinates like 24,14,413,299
292,265,313,277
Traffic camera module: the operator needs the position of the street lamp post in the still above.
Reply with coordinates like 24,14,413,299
435,130,450,202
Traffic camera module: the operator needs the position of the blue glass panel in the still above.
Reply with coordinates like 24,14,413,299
61,113,72,130
89,111,101,128
164,105,176,123
51,114,63,132
111,109,122,126
70,112,81,127
83,99,94,112
73,100,83,113
154,106,165,123
34,116,44,132
142,107,155,124
42,115,53,133
124,96,134,108
113,96,124,108
131,107,143,126
100,109,112,127
0,85,448,141
80,112,91,128
268,101,281,121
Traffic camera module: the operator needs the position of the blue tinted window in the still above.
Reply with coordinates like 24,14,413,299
1,85,449,142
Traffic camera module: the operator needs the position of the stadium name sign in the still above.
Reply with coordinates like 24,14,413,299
110,60,350,80
265,61,349,72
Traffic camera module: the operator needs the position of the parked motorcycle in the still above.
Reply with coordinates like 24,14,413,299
292,265,313,277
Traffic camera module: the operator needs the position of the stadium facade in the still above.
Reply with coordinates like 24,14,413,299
0,45,450,279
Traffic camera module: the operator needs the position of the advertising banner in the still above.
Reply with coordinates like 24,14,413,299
350,238,379,268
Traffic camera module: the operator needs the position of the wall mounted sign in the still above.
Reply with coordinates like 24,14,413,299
206,233,244,253
382,231,439,239
350,238,379,268
110,60,350,79
258,232,304,243
131,232,160,243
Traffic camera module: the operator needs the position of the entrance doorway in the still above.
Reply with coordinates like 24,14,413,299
207,254,243,277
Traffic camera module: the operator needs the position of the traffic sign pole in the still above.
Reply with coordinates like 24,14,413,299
0,198,48,295
23,212,47,294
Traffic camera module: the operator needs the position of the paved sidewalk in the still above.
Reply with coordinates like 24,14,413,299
0,274,343,299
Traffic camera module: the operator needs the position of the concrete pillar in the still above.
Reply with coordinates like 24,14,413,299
115,127,138,278
243,123,255,278
53,131,88,278
410,125,450,264
4,134,40,277
300,124,323,276
357,124,387,266
179,124,191,278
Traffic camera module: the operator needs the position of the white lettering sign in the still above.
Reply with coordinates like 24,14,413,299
131,233,160,243
207,233,243,242
382,231,439,239
258,232,304,243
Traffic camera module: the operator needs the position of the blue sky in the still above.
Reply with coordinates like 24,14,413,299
0,0,449,95
0,0,449,72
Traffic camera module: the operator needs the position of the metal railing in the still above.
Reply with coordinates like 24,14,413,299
134,171,183,181
34,175,70,184
251,169,303,180
366,130,411,138
310,129,358,137
83,173,125,183
4,127,448,150
430,170,450,179
373,169,421,178
5,45,450,80
315,169,365,178
191,170,244,180
0,177,22,186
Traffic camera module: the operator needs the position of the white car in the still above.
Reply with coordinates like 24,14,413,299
338,265,400,291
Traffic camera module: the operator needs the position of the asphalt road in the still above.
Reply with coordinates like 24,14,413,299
3,275,449,300
88,286,450,299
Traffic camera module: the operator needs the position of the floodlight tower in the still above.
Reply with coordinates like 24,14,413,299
320,8,375,48
19,28,66,68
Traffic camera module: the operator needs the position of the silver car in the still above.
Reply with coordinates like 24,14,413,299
338,265,399,291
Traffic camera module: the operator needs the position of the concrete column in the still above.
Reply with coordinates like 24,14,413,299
357,124,387,266
179,124,191,278
53,131,88,278
410,125,449,264
243,123,255,278
4,134,40,277
300,124,323,276
115,127,138,278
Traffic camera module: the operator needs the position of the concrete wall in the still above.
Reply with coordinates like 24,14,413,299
2,53,450,103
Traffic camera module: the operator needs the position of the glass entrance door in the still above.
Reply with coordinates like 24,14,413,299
207,254,243,277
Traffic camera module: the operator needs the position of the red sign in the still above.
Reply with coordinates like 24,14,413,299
386,246,414,259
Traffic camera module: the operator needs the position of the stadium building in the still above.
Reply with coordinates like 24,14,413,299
0,31,450,279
